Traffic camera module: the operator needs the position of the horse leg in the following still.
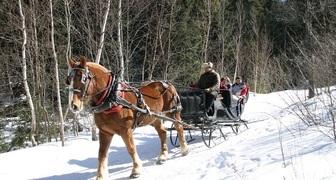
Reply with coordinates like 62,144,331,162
173,117,189,156
96,131,113,180
152,119,168,164
120,129,142,179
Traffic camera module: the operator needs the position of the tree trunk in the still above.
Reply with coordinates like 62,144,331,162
64,0,72,61
89,0,111,141
252,12,259,95
5,61,13,100
306,0,315,99
233,0,244,80
220,0,228,75
50,0,65,146
142,33,149,81
83,1,94,60
73,113,78,137
117,0,124,81
18,0,37,146
95,0,111,64
163,0,176,80
147,5,162,81
31,0,42,107
203,0,211,62
63,0,73,137
308,61,315,98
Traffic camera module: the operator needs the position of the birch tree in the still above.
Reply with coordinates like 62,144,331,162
95,0,111,64
203,0,211,62
50,0,65,146
305,0,315,98
219,0,228,74
233,0,244,80
117,0,125,81
162,0,176,80
18,0,37,146
89,0,111,141
147,2,163,81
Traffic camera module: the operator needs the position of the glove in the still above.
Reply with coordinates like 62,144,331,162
204,88,212,93
236,95,245,99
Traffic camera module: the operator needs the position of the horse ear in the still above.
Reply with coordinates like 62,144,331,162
68,58,75,68
79,56,87,68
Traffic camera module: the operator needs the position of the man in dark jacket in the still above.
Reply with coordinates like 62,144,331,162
197,62,220,114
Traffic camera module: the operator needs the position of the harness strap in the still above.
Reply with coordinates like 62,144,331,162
115,95,195,129
94,75,112,106
90,74,119,113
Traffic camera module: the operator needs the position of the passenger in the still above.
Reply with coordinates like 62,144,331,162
196,62,220,114
220,76,232,90
219,76,232,108
231,76,247,116
220,78,225,89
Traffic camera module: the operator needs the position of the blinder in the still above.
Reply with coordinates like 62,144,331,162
66,68,76,85
67,67,93,97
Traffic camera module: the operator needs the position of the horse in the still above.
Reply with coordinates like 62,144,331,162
67,56,189,179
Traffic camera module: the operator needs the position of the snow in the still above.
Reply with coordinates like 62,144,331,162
1,89,336,180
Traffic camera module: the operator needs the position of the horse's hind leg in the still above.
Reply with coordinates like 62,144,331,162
152,119,168,164
120,129,142,178
96,131,113,180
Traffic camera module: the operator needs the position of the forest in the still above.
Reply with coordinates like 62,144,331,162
0,0,335,152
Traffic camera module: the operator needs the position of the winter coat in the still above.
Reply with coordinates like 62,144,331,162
231,82,247,96
197,70,220,91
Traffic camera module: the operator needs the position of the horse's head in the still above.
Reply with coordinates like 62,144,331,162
67,56,93,113
67,56,113,113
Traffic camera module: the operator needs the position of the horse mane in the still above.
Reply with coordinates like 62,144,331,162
86,62,110,74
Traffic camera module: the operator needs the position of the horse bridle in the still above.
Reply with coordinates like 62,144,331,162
67,67,94,100
67,66,119,101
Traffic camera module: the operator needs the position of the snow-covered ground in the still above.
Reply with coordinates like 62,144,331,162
0,89,336,180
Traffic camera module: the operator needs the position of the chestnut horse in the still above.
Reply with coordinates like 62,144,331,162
67,56,189,179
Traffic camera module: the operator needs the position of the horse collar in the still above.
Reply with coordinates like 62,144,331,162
90,74,125,114
94,75,113,106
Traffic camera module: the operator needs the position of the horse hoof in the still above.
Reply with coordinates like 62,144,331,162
182,149,189,156
156,159,166,165
129,173,140,179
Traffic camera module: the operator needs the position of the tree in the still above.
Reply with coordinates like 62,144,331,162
117,0,125,81
95,0,111,64
203,0,212,63
233,0,245,80
50,0,65,146
18,0,37,146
